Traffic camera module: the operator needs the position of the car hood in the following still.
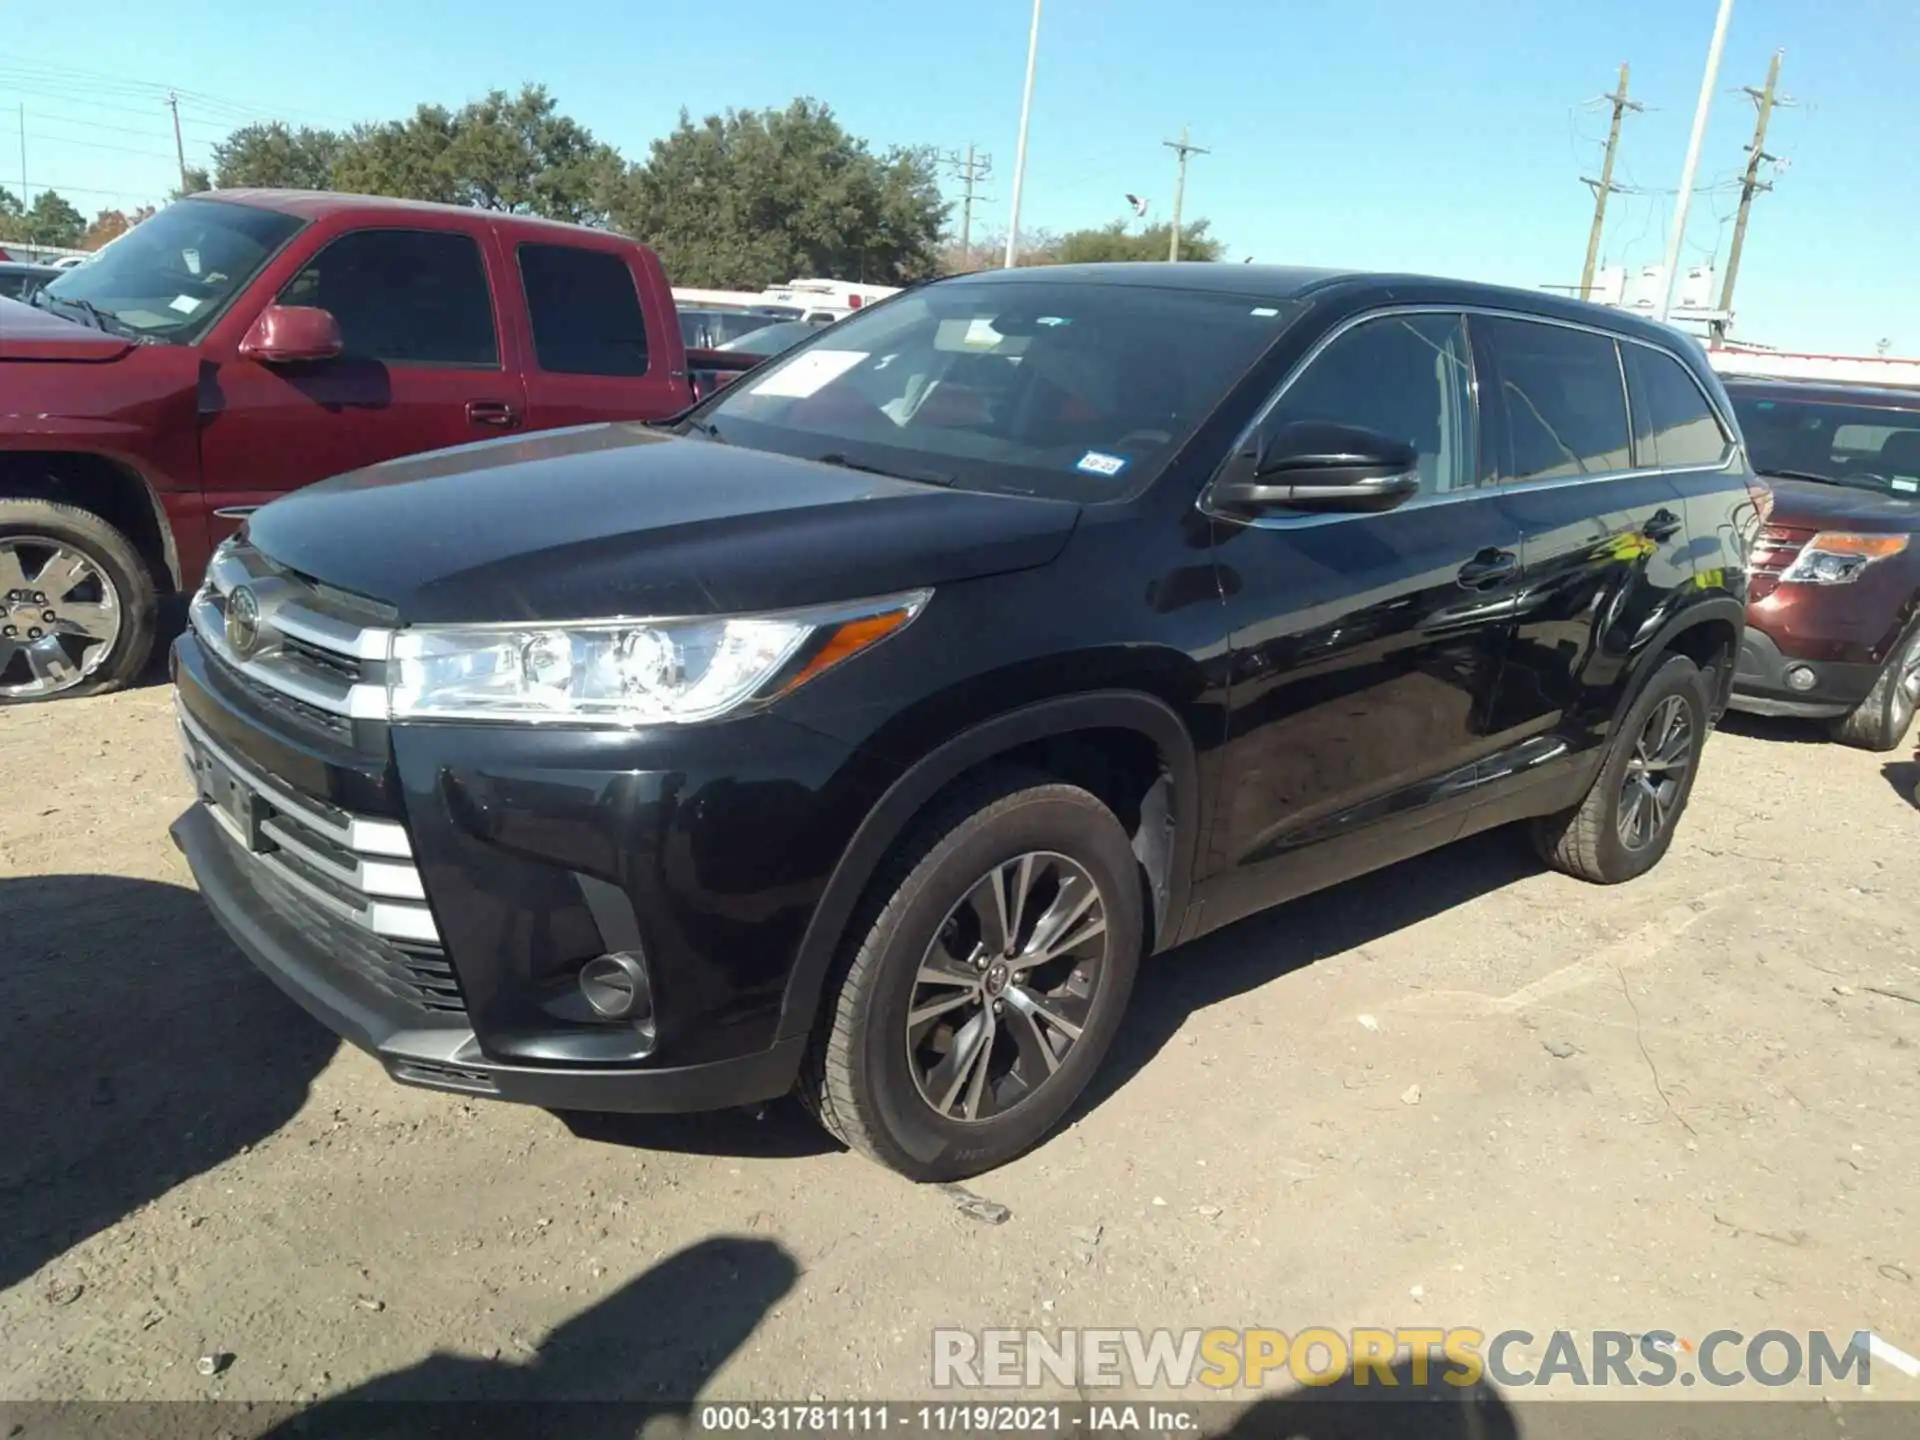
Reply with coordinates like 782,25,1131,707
245,423,1083,623
1765,477,1920,532
0,296,136,362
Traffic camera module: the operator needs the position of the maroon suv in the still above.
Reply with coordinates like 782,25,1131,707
1725,378,1920,750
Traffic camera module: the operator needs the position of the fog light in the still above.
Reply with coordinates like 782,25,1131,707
578,951,653,1021
1785,664,1818,693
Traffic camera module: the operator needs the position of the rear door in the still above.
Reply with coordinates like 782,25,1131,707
1205,309,1525,925
510,239,689,428
199,224,525,532
1473,315,1695,784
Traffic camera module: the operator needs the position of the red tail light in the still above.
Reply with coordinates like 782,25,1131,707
848,295,862,308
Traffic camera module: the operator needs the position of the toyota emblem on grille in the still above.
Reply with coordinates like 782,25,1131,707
226,585,262,658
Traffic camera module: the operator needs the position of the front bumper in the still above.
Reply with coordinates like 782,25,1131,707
170,632,889,1115
1728,626,1880,719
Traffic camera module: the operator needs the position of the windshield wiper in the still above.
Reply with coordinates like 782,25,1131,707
32,289,126,336
1759,468,1841,486
679,418,727,443
814,452,955,487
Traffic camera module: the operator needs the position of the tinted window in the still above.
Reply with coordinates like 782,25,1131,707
1267,313,1478,494
699,279,1294,502
1731,394,1920,501
280,229,497,367
1481,317,1630,483
1626,345,1729,468
518,244,649,376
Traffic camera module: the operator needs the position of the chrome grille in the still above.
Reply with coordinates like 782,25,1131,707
178,706,444,955
1749,523,1816,577
189,539,392,720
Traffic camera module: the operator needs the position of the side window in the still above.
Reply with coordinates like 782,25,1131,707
1625,345,1731,469
278,229,497,367
517,244,650,377
1267,312,1479,495
1479,317,1630,483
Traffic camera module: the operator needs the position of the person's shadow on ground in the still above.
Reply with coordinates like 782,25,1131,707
1213,1356,1520,1439
259,1235,800,1439
0,871,337,1292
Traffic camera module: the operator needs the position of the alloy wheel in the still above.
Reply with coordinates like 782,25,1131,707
1895,631,1920,730
906,851,1109,1123
0,537,122,700
1617,693,1693,851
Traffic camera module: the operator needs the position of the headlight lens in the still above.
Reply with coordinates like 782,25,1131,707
388,589,930,725
1779,532,1908,585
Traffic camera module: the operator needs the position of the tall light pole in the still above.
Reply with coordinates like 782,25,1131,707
1658,0,1735,323
1002,0,1042,269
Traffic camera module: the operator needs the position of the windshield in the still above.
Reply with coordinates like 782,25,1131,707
1733,393,1920,502
694,278,1296,501
38,199,304,343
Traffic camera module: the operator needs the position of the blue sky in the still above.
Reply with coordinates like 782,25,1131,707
1,0,1911,354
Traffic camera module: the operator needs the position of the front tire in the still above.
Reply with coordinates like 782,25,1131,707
1531,654,1710,884
0,499,156,704
803,772,1144,1181
1829,623,1920,753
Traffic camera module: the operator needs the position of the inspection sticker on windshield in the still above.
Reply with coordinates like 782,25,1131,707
1076,450,1129,477
169,294,203,315
748,349,868,399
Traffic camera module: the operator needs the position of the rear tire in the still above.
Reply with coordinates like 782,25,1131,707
0,499,156,704
802,770,1143,1181
1531,654,1710,884
1828,623,1920,753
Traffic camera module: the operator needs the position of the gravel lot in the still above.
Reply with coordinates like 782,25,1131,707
3,680,1918,1423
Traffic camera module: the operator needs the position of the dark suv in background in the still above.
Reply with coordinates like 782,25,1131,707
1724,378,1920,750
169,266,1756,1180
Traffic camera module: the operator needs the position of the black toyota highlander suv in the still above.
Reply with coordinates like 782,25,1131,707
170,265,1760,1180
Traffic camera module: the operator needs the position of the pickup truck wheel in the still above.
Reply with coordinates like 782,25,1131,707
1828,624,1920,752
802,771,1143,1181
1530,654,1709,884
0,500,156,704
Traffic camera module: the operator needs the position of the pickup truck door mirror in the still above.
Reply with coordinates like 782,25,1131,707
239,305,343,365
1208,422,1423,518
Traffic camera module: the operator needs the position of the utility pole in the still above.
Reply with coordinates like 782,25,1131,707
1163,124,1209,261
1711,49,1786,345
1658,0,1735,323
1579,63,1641,301
944,144,994,269
166,91,189,192
17,103,25,215
1003,0,1042,268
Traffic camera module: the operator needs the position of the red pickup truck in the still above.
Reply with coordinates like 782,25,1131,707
0,190,749,704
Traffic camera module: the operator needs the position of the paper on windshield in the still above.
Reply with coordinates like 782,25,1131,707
749,349,868,399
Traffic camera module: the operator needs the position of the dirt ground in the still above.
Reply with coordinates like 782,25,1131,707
3,679,1918,1424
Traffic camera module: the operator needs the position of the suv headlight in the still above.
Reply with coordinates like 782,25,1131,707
388,589,930,725
1779,533,1908,585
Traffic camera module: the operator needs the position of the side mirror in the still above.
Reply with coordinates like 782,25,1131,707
1210,421,1423,517
238,305,343,365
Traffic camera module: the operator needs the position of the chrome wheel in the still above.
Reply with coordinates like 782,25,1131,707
0,536,122,699
1618,693,1693,851
1896,632,1920,727
907,851,1109,1123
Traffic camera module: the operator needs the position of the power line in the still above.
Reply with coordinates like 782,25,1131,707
1163,124,1209,262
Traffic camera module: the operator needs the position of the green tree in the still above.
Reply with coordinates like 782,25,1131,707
614,99,949,288
211,121,344,190
8,190,87,248
331,85,622,223
173,167,212,201
1053,219,1224,264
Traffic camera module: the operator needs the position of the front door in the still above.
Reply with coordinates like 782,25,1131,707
1204,310,1523,928
198,225,526,546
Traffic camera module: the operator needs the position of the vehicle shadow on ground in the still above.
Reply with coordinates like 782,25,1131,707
1076,827,1542,1122
1213,1356,1520,1439
558,1097,841,1160
1882,760,1919,809
0,872,337,1292
256,1234,798,1436
1715,710,1834,746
